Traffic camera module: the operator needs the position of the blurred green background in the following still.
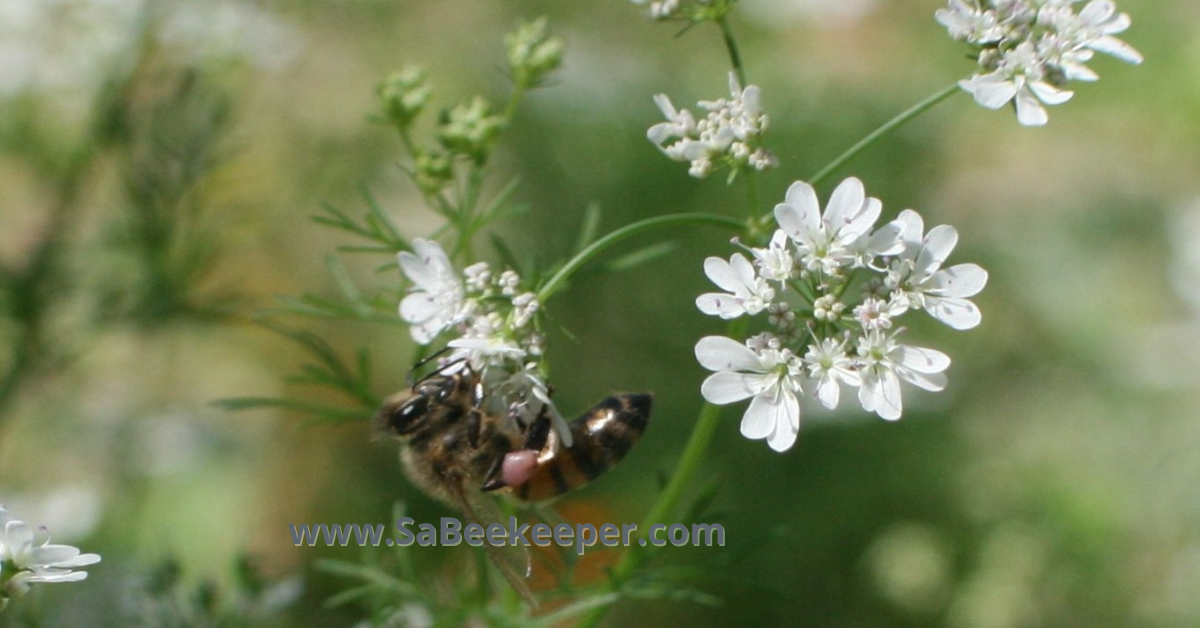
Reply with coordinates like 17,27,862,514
2,0,1198,626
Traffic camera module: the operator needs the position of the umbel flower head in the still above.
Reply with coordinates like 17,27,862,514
396,239,569,444
937,0,1142,126
695,177,987,452
0,506,101,611
648,72,777,179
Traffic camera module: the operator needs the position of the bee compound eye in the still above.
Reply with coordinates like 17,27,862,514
389,395,429,433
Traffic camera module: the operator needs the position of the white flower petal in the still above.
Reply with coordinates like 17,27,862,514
695,336,762,372
876,368,903,420
929,263,988,298
898,366,948,392
702,371,766,405
963,75,1017,110
1028,80,1074,106
1089,35,1142,64
740,391,780,439
730,253,758,287
895,345,951,374
1015,89,1050,126
915,225,959,274
766,393,800,452
26,570,88,583
398,293,438,323
696,293,746,319
815,375,841,409
702,257,741,294
925,296,983,329
775,181,821,241
868,218,906,257
823,177,865,233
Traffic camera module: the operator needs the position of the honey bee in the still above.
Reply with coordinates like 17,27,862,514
375,361,652,605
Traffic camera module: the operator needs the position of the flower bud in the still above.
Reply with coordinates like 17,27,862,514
436,97,504,164
378,66,431,129
505,18,564,91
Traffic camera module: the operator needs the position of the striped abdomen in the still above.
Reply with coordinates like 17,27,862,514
512,393,651,501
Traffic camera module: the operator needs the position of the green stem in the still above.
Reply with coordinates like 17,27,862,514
716,17,746,87
806,83,960,188
743,168,766,239
537,213,744,302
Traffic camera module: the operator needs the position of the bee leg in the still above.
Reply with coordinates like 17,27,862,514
480,454,507,492
466,378,486,448
466,409,482,449
521,408,552,451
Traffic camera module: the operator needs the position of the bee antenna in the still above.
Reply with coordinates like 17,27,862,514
406,346,456,387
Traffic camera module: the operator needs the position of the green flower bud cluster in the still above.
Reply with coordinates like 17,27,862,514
505,18,564,91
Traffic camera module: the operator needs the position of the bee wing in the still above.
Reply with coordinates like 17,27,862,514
443,478,537,609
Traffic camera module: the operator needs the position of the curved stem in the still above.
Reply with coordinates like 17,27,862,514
716,17,746,87
806,83,960,188
537,213,744,302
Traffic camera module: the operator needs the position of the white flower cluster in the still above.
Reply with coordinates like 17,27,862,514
695,177,987,452
397,239,568,443
648,73,777,179
0,506,101,611
937,0,1142,126
630,0,722,21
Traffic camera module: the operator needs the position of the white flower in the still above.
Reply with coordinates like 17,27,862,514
939,0,1141,126
446,313,527,370
693,177,985,449
696,253,776,319
631,0,681,20
696,334,804,452
774,177,895,275
886,210,988,330
496,367,572,448
647,94,697,147
959,42,1074,127
1038,0,1142,65
856,330,950,421
804,337,861,410
853,296,906,331
936,0,1007,44
750,230,796,283
647,72,775,178
0,506,101,603
398,239,464,344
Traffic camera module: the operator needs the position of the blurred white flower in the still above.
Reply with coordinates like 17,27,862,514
648,72,775,178
0,506,101,607
886,210,988,330
398,239,464,344
696,334,804,452
959,42,1074,127
938,0,1141,125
